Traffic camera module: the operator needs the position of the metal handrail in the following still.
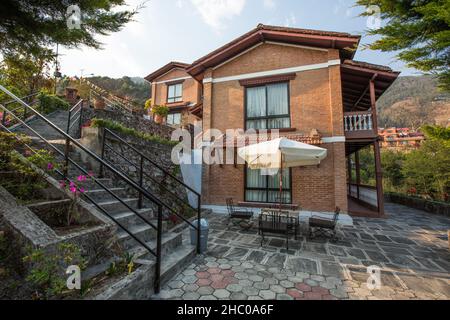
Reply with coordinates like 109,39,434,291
102,142,197,220
100,128,202,233
2,92,39,106
104,128,201,197
0,85,171,293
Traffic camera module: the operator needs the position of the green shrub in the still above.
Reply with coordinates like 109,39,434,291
91,118,177,146
151,105,169,117
22,243,86,299
38,93,70,114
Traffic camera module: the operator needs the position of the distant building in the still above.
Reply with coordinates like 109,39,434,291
379,127,425,150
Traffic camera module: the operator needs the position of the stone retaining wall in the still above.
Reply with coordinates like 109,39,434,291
81,108,174,140
385,192,450,217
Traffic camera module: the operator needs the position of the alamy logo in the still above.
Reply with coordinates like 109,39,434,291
66,265,81,290
366,265,381,290
66,5,82,30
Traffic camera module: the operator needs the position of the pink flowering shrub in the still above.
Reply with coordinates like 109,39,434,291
59,175,89,226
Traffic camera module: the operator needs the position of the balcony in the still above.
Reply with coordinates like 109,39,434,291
344,111,377,140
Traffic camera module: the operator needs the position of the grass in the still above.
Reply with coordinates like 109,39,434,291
91,118,178,146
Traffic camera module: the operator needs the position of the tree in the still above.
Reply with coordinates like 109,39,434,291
357,0,450,91
381,150,405,189
0,1,141,57
402,125,450,200
0,49,54,98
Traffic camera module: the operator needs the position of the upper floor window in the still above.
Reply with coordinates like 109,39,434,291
167,83,183,103
167,112,181,125
245,82,290,130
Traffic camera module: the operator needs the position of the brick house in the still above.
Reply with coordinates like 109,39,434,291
145,24,400,217
379,127,425,150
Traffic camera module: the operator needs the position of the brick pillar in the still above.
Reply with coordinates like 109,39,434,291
329,59,348,212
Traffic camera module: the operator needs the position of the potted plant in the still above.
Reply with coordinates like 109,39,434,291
93,96,105,109
144,99,152,115
151,105,169,124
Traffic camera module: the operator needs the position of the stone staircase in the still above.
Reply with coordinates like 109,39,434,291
11,108,197,298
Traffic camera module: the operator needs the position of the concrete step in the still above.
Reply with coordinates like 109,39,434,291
117,222,175,250
111,208,155,228
126,231,183,258
84,187,129,202
95,198,140,214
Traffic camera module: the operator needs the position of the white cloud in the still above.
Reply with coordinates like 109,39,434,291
263,0,276,9
190,0,246,30
284,13,297,27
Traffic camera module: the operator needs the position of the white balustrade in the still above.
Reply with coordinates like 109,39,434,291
344,112,373,132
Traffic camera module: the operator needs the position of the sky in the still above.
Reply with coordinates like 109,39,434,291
59,0,421,79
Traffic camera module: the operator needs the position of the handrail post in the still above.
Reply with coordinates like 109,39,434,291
138,155,144,209
99,129,106,178
197,194,201,254
154,205,163,294
63,109,72,178
78,103,83,139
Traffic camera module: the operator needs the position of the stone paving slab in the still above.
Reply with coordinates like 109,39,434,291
154,203,450,300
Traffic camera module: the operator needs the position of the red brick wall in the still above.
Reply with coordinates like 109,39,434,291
202,43,348,212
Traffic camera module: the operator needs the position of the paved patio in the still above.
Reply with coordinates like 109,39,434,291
155,203,450,300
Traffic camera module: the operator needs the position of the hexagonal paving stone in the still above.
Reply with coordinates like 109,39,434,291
169,289,184,298
312,286,330,295
183,284,199,292
197,286,214,296
242,262,254,269
270,285,286,294
196,278,212,287
182,275,198,284
304,291,324,300
277,293,294,300
222,270,235,277
235,272,249,280
254,282,270,290
168,280,184,289
223,276,238,285
196,271,210,279
210,274,224,282
274,273,288,281
226,284,243,293
213,289,231,299
248,296,263,300
286,289,303,299
211,280,229,289
206,262,219,268
182,292,201,300
238,279,253,287
208,267,221,274
249,275,263,282
259,290,276,299
219,264,232,270
230,292,248,300
183,269,196,276
263,278,279,285
199,295,217,300
305,279,319,287
295,282,312,292
242,286,259,296
279,280,294,288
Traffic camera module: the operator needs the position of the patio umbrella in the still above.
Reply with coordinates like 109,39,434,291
237,138,328,208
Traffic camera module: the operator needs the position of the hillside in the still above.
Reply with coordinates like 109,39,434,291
86,76,150,105
377,75,450,128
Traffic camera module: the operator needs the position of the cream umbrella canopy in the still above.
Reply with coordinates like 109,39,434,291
237,138,327,207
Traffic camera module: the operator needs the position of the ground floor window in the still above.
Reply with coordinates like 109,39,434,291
245,167,292,203
167,112,181,125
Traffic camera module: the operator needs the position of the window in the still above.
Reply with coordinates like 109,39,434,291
167,113,181,125
245,167,292,203
167,83,183,103
245,82,290,130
